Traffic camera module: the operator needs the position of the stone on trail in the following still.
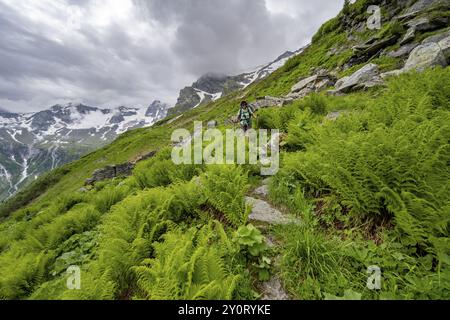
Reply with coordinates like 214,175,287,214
246,197,299,225
260,277,290,300
254,185,270,198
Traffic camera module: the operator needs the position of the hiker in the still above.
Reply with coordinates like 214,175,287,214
237,101,255,132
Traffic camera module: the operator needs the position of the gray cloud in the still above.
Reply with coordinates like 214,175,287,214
0,0,344,113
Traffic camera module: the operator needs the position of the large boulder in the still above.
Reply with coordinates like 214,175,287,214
334,63,382,93
404,42,447,71
291,75,319,93
382,34,450,78
438,36,450,60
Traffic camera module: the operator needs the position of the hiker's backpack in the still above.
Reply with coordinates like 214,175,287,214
239,107,253,121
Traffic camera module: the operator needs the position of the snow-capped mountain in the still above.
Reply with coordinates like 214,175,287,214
1,47,304,202
0,101,168,201
169,49,305,116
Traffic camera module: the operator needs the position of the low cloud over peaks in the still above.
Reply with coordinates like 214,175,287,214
0,0,344,112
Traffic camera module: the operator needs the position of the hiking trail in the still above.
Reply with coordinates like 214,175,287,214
245,178,301,300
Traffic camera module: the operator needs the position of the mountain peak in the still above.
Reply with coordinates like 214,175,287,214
168,50,300,116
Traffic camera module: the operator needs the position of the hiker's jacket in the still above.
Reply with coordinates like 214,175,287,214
238,106,254,126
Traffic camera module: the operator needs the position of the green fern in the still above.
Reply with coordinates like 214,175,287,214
202,166,250,228
133,223,240,300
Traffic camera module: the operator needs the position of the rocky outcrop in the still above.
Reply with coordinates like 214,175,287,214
397,1,449,45
439,35,450,59
404,41,447,71
386,43,418,58
85,150,156,185
331,63,383,94
382,32,450,78
287,71,336,100
403,34,450,71
353,35,400,58
422,29,450,44
405,16,448,33
85,163,134,185
399,0,448,20
254,185,270,198
249,96,288,110
400,27,417,45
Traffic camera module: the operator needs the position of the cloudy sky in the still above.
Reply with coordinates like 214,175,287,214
0,0,345,113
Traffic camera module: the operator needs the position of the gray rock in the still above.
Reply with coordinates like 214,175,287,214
381,69,406,79
115,163,134,177
291,75,319,93
400,27,416,45
250,96,287,110
404,0,445,16
85,162,135,185
386,43,419,58
207,120,217,128
335,63,382,93
353,35,399,58
260,277,290,301
404,42,447,71
422,29,450,44
438,36,450,60
286,88,313,100
254,185,270,198
315,77,335,91
406,16,448,32
326,111,346,121
246,197,299,225
288,73,335,100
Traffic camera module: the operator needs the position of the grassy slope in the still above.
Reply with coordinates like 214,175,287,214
0,0,449,300
0,0,415,218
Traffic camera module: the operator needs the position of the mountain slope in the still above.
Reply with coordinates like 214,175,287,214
0,101,168,200
0,0,449,301
168,50,303,116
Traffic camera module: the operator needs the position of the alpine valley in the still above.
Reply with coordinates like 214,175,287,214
0,50,299,201
1,0,449,302
0,101,168,200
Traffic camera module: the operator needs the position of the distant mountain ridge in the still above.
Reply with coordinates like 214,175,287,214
168,49,304,116
0,47,304,201
0,101,168,200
